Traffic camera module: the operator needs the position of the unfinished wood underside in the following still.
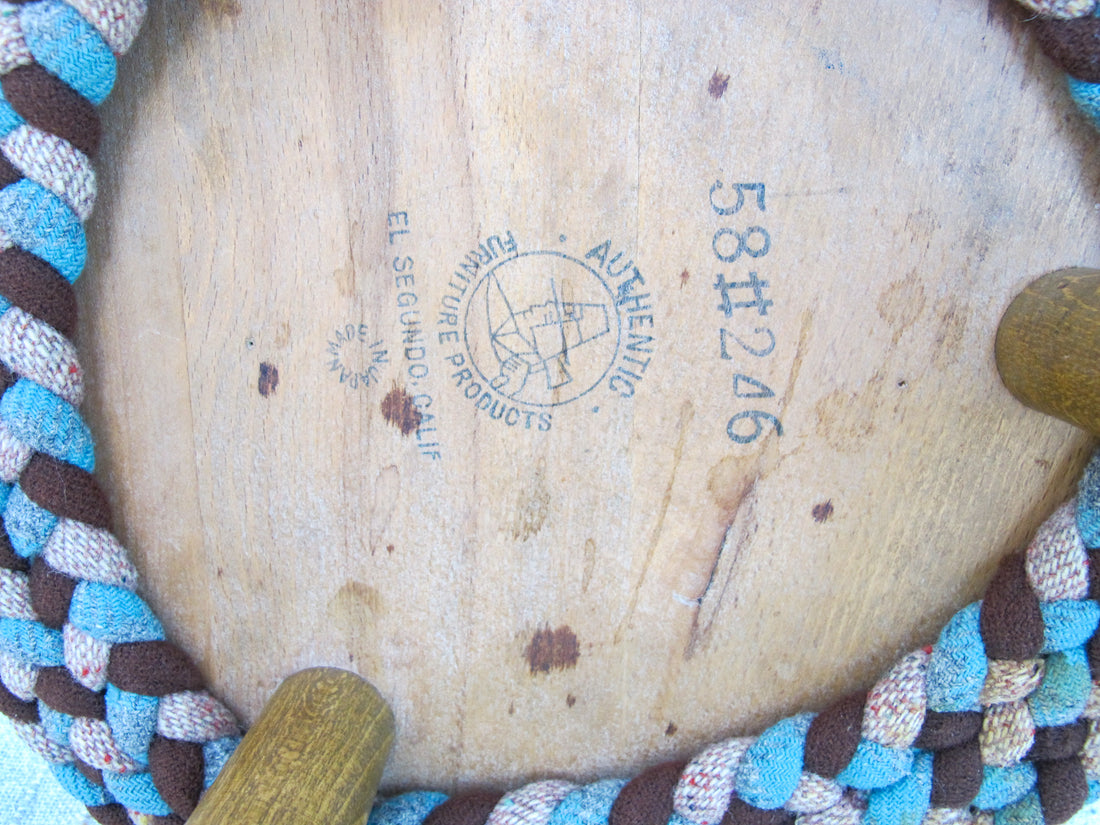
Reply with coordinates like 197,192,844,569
78,0,1098,789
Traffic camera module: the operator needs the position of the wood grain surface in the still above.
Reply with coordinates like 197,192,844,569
75,0,1098,791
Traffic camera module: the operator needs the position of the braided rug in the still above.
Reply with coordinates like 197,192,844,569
0,1,1099,824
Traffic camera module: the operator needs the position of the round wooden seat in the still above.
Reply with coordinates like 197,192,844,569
81,0,1097,792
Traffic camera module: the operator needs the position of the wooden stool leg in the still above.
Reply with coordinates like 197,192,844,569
188,667,394,825
995,267,1100,437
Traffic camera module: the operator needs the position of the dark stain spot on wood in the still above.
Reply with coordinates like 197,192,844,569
216,567,224,579
812,500,834,523
386,543,395,554
708,70,730,99
566,694,576,708
680,269,690,289
665,722,678,736
508,701,515,715
258,362,279,397
525,625,580,675
381,384,422,436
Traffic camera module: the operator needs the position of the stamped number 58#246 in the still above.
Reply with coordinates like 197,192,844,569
710,180,783,445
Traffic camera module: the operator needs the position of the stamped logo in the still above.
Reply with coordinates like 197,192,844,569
438,232,656,431
465,250,619,407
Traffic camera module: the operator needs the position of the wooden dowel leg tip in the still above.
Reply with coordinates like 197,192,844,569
995,267,1100,436
188,667,395,825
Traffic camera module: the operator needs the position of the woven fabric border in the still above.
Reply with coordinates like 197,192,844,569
0,2,1098,824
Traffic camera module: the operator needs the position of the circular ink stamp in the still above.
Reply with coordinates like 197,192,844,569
464,251,620,407
325,323,389,390
438,233,657,431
